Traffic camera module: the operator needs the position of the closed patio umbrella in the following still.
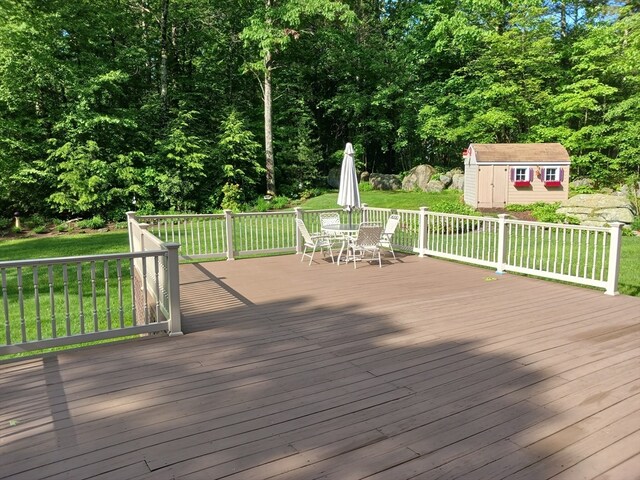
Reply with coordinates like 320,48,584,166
337,142,361,228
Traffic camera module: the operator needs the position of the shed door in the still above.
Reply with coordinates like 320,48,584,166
477,166,507,208
492,166,507,207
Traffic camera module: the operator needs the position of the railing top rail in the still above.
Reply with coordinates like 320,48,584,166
504,218,614,232
0,250,167,269
138,213,225,220
424,211,494,221
233,210,295,217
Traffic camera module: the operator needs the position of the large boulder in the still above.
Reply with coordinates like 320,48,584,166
402,165,436,191
370,173,402,191
425,179,445,193
439,174,452,188
557,193,636,226
451,173,465,190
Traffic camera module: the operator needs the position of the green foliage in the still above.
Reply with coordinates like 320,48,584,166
149,111,208,213
570,184,597,195
55,224,69,233
430,201,478,216
1,0,640,219
631,217,640,231
0,217,12,231
214,110,263,206
33,225,48,234
220,183,243,212
24,214,46,229
77,215,106,229
506,204,532,212
529,202,566,223
359,182,373,192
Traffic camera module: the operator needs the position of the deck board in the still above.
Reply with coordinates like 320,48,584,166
2,253,640,479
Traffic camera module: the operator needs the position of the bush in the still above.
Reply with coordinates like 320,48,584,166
25,214,46,229
570,184,597,195
77,215,106,229
506,204,531,212
56,223,69,232
359,181,373,192
430,201,478,216
33,225,48,234
631,216,640,231
530,202,567,223
0,217,11,231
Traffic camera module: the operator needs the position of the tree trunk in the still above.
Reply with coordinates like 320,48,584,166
160,0,169,115
264,50,276,196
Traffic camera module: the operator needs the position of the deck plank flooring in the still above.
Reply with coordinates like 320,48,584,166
1,253,639,479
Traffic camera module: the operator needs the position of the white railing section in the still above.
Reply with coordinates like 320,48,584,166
130,207,622,295
0,250,175,355
137,213,228,259
127,213,182,336
500,216,621,293
412,212,622,295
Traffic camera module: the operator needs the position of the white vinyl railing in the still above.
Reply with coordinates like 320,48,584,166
0,250,179,355
0,205,623,355
134,207,623,295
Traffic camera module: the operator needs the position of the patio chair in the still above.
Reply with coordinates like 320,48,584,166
319,212,341,233
296,218,335,266
345,222,384,268
379,214,400,259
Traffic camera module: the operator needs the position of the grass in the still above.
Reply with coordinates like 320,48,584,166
0,231,133,361
619,235,640,296
0,230,129,259
298,188,463,210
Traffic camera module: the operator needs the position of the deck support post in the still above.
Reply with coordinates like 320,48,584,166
496,214,508,274
605,222,623,296
418,207,428,257
224,209,235,261
126,211,137,253
163,242,183,336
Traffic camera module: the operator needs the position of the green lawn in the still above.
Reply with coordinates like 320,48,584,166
0,230,130,260
299,189,463,210
619,235,640,296
0,231,133,360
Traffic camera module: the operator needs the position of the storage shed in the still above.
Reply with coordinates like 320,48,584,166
463,143,570,209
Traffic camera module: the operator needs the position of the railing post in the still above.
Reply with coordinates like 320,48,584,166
605,222,623,296
163,242,183,336
224,209,235,261
418,207,428,257
294,207,303,254
496,214,508,274
126,211,137,253
361,203,369,223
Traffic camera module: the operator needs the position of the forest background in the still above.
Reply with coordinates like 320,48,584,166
1,0,639,222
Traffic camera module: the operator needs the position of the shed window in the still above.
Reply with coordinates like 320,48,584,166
540,167,564,187
510,167,533,187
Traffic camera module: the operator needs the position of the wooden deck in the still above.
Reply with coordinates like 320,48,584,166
2,253,640,480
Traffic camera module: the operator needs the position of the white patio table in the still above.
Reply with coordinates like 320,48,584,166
321,223,359,265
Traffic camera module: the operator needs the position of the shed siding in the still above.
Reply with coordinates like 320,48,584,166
464,159,478,207
506,166,569,205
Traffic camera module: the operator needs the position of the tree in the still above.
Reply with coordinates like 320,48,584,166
240,0,354,196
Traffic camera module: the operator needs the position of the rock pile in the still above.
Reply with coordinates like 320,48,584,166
557,193,637,227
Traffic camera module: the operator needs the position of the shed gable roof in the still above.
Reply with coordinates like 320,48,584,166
471,143,570,163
